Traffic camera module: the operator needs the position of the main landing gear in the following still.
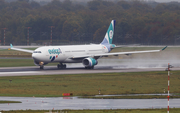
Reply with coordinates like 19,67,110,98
57,63,66,69
85,66,94,69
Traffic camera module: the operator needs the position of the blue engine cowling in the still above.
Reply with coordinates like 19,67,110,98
82,57,98,67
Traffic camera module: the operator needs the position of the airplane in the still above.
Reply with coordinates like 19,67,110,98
10,20,167,69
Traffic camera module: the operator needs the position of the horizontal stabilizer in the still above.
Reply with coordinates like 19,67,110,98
161,46,167,51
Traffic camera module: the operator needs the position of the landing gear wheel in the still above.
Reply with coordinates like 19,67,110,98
40,65,44,70
57,64,60,69
63,65,66,69
57,63,66,69
85,66,94,69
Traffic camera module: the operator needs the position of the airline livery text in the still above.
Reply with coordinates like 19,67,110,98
48,48,61,55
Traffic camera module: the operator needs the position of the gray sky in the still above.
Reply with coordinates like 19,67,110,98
154,0,180,2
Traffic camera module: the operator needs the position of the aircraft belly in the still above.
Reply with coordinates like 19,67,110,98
63,59,82,63
55,57,66,62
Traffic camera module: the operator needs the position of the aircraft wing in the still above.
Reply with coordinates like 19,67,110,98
110,44,141,49
70,46,167,59
10,44,34,53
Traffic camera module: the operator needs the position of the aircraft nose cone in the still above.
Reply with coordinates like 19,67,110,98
32,53,36,59
32,53,40,61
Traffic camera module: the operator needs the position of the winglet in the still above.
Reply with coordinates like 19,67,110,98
10,44,13,48
161,46,167,51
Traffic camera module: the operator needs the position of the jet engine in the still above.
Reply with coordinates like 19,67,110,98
82,57,98,67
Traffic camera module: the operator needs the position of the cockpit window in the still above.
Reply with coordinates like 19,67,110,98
33,51,41,53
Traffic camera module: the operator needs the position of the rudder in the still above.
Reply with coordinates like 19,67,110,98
101,20,115,44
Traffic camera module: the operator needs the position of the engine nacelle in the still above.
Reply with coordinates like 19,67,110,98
82,57,98,67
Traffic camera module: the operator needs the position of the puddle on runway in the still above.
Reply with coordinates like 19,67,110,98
0,96,180,110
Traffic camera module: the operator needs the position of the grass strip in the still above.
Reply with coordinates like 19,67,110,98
80,95,180,99
0,59,59,67
1,109,180,113
0,100,21,104
0,49,32,58
0,59,34,67
0,71,180,97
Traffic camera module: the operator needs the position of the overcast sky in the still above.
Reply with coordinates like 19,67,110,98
154,0,180,2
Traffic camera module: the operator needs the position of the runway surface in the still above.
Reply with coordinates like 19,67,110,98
0,58,180,76
1,96,180,110
0,65,180,77
0,59,180,111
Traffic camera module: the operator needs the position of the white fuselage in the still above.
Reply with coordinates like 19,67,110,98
32,44,109,64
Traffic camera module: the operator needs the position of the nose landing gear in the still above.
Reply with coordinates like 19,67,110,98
40,65,44,69
39,62,44,70
57,63,66,69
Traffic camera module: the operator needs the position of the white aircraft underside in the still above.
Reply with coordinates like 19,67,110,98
10,20,167,69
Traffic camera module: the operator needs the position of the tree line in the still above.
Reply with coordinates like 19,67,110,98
1,0,180,45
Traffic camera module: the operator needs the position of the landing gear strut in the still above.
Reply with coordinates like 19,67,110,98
40,65,44,70
39,62,44,70
57,63,66,69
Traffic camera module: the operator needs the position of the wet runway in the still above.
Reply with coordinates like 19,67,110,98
0,96,180,110
0,58,180,76
0,59,180,111
0,65,180,77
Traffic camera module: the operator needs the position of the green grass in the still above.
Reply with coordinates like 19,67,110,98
80,95,180,99
0,59,60,67
0,49,32,57
0,71,180,97
0,59,34,67
1,109,180,113
0,100,21,104
22,48,37,50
